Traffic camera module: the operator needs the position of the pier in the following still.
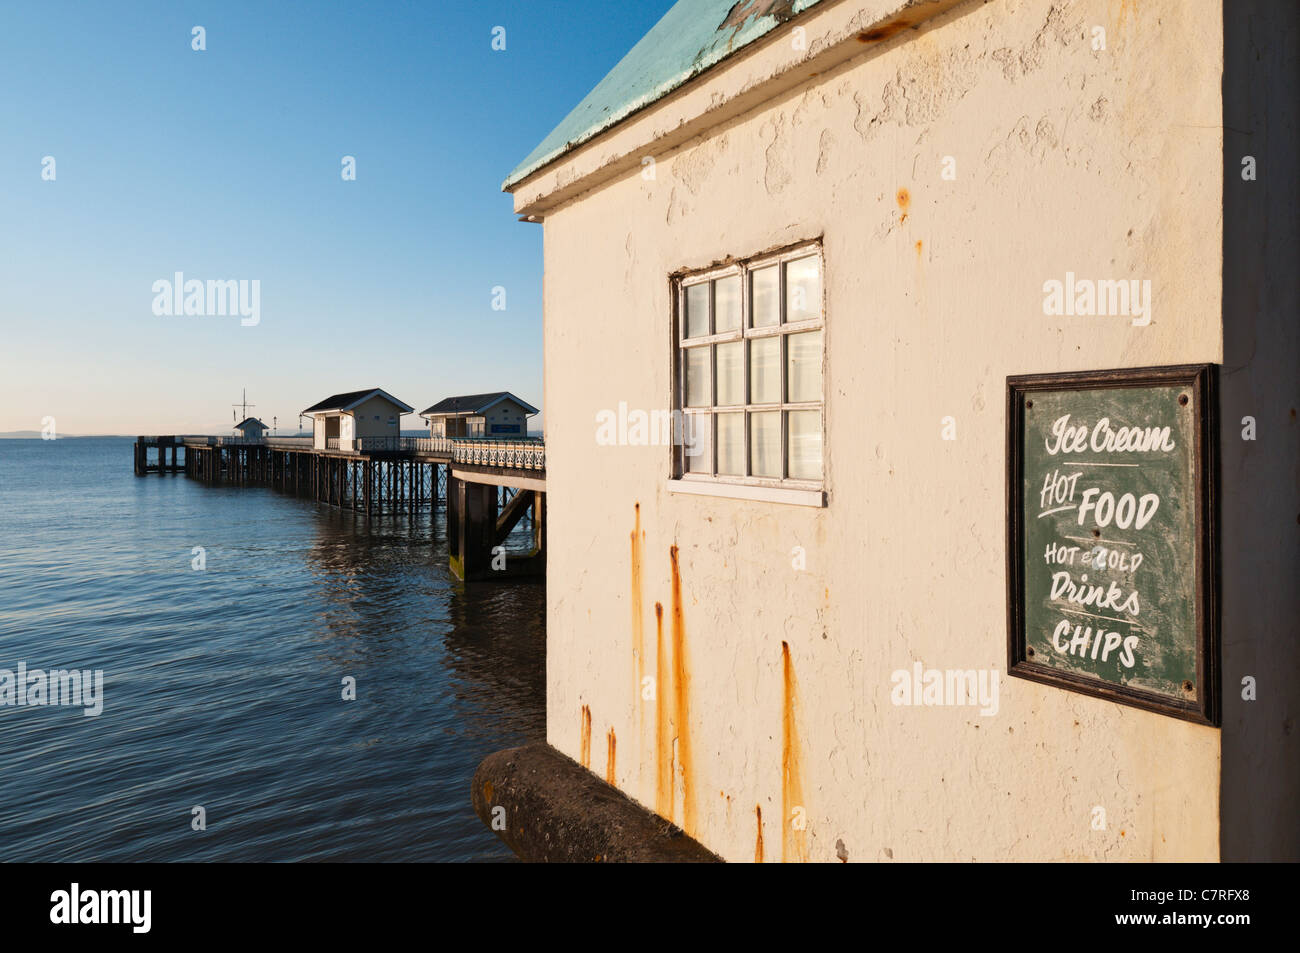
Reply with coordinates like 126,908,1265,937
133,434,545,582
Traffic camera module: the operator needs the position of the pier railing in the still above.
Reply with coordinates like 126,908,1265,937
164,433,545,472
176,435,314,448
402,436,455,454
353,435,442,453
353,436,543,469
452,438,545,471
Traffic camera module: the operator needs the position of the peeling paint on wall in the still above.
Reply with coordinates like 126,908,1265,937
761,114,794,195
816,128,835,175
720,0,799,36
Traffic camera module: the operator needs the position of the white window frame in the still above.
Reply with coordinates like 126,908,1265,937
669,241,826,508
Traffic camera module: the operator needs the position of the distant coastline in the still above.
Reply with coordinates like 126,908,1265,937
1,430,544,439
0,432,133,439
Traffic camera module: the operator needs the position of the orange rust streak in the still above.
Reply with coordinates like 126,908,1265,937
670,545,695,836
755,806,765,863
580,704,592,769
606,728,617,785
631,504,644,713
857,18,910,42
897,187,910,224
781,641,809,863
654,602,672,819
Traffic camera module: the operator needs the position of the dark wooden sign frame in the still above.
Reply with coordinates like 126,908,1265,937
1006,364,1220,725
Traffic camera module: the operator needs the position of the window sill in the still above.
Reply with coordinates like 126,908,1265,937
667,478,826,508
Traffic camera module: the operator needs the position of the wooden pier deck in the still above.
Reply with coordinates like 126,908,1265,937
134,435,545,581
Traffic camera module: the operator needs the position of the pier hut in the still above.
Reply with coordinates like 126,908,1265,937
233,417,268,441
301,388,413,452
476,0,1300,863
419,392,538,439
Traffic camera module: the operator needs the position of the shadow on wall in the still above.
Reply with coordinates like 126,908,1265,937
1219,0,1300,862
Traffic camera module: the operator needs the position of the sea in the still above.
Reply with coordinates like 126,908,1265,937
0,437,544,861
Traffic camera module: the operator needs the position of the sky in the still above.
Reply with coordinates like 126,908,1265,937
0,0,673,435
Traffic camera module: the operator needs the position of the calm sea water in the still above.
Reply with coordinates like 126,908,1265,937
0,437,544,861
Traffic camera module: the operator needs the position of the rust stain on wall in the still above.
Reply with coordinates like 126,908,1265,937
580,704,592,769
630,503,645,778
782,641,809,863
857,18,910,43
670,545,696,836
896,187,910,223
654,602,673,819
606,728,617,785
1111,0,1138,37
755,805,765,863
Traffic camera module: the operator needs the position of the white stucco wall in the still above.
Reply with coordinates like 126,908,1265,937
530,0,1225,861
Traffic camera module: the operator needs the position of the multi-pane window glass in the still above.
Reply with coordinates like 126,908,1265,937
717,341,744,406
684,346,710,407
715,276,742,332
751,266,779,328
685,283,710,339
675,247,824,486
787,330,822,402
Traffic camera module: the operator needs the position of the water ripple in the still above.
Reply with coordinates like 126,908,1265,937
0,438,543,861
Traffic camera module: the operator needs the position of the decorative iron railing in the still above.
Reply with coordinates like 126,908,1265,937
172,434,545,472
451,438,545,471
403,436,455,454
180,436,313,448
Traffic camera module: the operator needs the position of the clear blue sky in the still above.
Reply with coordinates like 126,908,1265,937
0,0,672,434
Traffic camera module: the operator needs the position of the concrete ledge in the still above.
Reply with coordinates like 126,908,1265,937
471,743,722,863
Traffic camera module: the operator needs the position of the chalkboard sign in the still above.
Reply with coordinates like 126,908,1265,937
1006,365,1219,724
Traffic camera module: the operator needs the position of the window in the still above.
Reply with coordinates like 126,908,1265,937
672,242,825,506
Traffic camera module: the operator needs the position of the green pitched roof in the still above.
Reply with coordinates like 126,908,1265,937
503,0,826,190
